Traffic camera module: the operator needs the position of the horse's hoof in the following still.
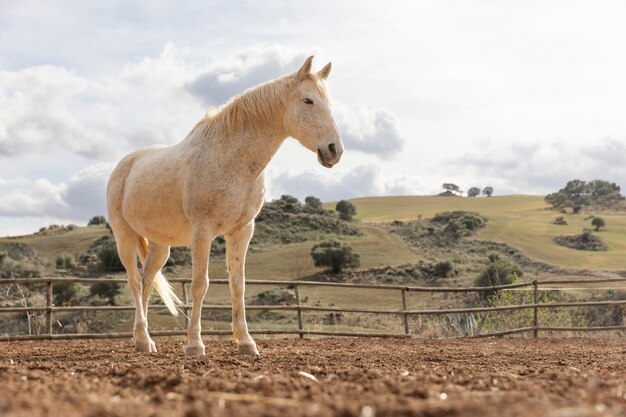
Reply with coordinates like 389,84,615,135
185,344,206,356
238,343,259,356
135,339,157,353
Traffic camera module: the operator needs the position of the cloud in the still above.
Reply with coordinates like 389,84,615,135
0,163,112,220
270,164,421,201
0,65,115,159
187,45,310,106
334,104,405,157
454,138,626,194
0,179,68,217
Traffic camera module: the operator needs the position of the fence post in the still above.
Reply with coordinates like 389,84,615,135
46,280,53,337
295,285,304,339
182,282,189,328
533,280,538,338
401,288,409,336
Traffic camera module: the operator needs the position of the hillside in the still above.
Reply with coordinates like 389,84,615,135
334,195,626,271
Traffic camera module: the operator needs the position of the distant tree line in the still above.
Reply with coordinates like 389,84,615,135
440,184,494,197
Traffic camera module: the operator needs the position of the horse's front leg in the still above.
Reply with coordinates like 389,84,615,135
225,221,259,355
185,223,212,356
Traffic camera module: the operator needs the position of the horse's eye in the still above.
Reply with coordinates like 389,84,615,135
303,98,314,105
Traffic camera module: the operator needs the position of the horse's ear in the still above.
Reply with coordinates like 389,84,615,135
318,62,332,80
297,56,314,81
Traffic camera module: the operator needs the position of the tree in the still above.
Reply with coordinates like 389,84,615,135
587,180,624,207
591,216,605,231
545,179,623,213
442,183,462,196
88,216,107,226
482,186,494,197
304,196,323,210
310,241,360,273
467,187,481,197
335,200,357,221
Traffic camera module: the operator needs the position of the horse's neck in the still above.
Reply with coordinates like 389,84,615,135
229,123,287,178
186,113,287,180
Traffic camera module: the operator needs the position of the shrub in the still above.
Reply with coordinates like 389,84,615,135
88,216,107,226
432,260,454,278
304,196,323,211
553,216,568,225
97,243,125,272
591,216,605,231
474,258,523,299
90,282,121,305
335,200,357,221
53,282,81,306
310,240,361,273
56,256,65,269
554,229,608,251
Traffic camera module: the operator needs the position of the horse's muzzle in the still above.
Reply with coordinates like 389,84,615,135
317,143,343,168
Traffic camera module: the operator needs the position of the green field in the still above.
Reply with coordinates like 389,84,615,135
330,195,626,271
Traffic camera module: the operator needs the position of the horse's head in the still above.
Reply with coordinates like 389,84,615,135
284,56,343,168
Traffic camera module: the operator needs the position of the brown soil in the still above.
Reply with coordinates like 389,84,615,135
1,338,625,417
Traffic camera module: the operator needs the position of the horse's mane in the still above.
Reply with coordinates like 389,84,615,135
196,72,329,138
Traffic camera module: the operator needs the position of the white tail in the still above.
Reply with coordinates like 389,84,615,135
137,237,183,316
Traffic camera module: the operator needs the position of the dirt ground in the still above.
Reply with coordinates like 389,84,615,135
0,337,625,417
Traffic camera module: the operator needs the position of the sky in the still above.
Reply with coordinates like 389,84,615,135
1,0,626,235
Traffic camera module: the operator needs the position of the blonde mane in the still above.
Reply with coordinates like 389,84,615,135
196,73,329,138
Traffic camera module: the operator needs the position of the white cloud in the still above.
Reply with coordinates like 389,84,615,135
0,178,68,217
455,138,626,194
187,44,311,106
0,163,112,220
270,164,421,201
0,66,114,159
334,103,405,157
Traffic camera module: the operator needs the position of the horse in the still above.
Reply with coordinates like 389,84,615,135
106,56,343,356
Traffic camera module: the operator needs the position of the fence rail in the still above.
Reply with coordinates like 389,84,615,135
1,277,625,341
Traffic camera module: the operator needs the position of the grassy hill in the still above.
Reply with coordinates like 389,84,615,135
2,194,625,336
335,195,626,271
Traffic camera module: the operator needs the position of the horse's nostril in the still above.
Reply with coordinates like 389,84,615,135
328,143,336,157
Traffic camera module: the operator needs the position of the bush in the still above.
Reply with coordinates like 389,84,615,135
335,200,357,221
53,282,81,306
474,258,523,298
97,243,125,272
591,216,605,231
432,260,454,278
304,196,323,211
310,240,361,273
56,254,75,269
88,216,107,226
90,282,121,305
554,230,608,251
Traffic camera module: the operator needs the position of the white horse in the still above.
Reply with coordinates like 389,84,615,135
107,56,343,356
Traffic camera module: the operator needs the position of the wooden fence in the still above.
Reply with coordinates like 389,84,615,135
1,277,625,341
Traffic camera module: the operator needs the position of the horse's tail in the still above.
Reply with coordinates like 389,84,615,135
137,236,182,316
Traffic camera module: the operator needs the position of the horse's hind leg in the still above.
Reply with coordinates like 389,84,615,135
113,227,155,352
139,242,170,352
225,221,258,356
